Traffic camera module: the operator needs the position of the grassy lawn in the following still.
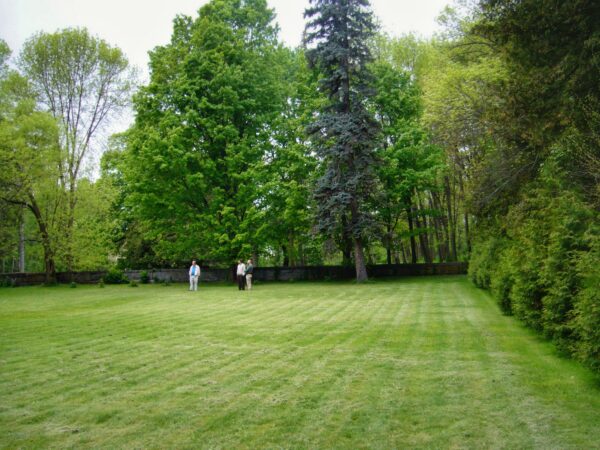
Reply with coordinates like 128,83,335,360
0,276,598,449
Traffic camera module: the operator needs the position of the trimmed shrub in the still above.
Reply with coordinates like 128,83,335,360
103,268,128,284
470,177,600,372
469,235,504,290
572,229,600,372
490,248,515,315
0,277,13,288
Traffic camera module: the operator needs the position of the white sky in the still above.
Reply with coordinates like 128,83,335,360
1,0,449,77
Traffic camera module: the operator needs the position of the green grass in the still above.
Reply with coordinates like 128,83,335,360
0,276,598,449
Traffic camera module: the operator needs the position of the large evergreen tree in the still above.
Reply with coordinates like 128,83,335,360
304,0,380,282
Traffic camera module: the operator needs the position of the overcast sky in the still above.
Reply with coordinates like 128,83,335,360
1,0,449,77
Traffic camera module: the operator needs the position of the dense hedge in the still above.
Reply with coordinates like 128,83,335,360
469,172,599,373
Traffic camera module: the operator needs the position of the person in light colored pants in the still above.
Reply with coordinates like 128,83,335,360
189,260,200,291
245,259,254,290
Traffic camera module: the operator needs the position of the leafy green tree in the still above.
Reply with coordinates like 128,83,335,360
0,62,62,282
69,177,119,270
0,202,20,273
472,0,600,208
259,49,322,266
304,0,380,281
370,55,440,264
124,0,286,265
97,135,165,269
19,28,134,272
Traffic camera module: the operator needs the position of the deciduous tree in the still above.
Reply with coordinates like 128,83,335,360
0,53,62,282
19,28,134,272
123,0,287,265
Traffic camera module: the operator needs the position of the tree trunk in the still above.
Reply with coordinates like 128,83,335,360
19,205,26,272
282,245,289,267
444,176,457,261
288,233,296,267
417,193,435,263
406,207,417,264
341,215,353,266
386,223,392,265
464,212,471,254
27,197,56,284
298,241,306,266
65,185,77,280
400,240,407,264
353,237,368,282
413,204,432,264
458,174,471,255
431,191,449,262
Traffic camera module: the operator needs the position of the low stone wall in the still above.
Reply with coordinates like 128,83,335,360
0,262,467,287
126,268,231,283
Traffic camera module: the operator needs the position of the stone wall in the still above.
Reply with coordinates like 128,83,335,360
0,263,467,287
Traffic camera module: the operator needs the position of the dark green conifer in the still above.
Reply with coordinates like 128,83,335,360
304,0,379,282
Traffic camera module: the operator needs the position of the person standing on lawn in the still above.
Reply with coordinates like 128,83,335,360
189,260,200,291
236,259,246,290
245,259,254,290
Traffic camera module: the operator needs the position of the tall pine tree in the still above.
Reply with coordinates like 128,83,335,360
304,0,379,282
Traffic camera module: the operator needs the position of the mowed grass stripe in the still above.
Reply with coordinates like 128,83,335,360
0,277,599,449
185,286,404,448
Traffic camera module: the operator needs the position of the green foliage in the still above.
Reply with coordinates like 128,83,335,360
468,234,503,290
123,0,286,265
140,271,150,284
18,27,134,274
69,178,119,270
256,49,323,266
129,280,138,287
489,245,515,315
0,39,10,73
69,282,77,288
0,276,13,287
103,268,128,285
471,175,599,370
0,60,63,281
475,0,600,132
437,0,600,373
573,229,600,372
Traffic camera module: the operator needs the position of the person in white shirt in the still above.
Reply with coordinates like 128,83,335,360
189,260,200,291
236,260,246,290
245,259,254,290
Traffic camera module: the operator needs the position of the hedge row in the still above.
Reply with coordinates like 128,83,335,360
469,186,599,374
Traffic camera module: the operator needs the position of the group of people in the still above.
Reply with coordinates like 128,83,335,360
236,259,254,290
187,258,254,291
